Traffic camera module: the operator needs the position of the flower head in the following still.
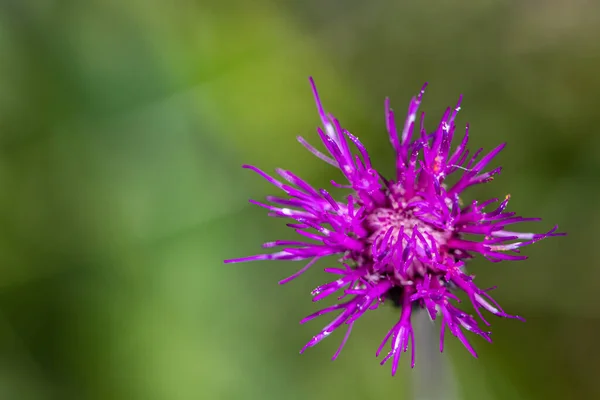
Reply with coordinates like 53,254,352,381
224,78,565,375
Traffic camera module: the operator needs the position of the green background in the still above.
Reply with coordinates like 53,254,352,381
0,1,597,399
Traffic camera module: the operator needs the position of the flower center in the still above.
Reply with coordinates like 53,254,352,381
366,207,449,249
362,194,452,281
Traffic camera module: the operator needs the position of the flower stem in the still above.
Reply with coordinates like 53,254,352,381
413,311,459,400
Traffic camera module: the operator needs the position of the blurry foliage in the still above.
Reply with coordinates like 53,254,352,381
0,1,598,399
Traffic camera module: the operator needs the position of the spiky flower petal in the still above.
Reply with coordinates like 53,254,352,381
225,78,565,374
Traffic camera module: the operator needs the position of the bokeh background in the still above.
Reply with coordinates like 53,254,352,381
0,1,598,399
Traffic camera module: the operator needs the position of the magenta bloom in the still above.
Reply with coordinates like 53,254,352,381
224,78,564,375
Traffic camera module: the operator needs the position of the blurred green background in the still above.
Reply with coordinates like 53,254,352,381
0,1,598,399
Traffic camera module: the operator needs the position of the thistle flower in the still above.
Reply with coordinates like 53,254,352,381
224,78,564,375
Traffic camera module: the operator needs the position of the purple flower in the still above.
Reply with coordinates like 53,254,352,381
224,78,565,375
